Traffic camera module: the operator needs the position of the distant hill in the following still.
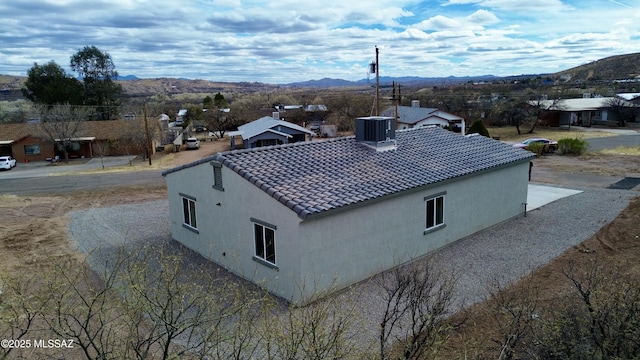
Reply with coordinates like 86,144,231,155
556,52,640,82
1,52,639,98
118,74,140,81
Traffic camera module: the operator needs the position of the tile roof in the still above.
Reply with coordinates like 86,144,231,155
166,126,534,220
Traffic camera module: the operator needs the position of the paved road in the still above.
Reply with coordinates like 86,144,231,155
0,156,166,196
585,133,640,151
0,171,165,196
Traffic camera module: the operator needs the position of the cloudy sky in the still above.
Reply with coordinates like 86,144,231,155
1,0,638,84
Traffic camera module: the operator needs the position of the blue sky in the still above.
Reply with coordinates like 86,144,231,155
1,0,638,84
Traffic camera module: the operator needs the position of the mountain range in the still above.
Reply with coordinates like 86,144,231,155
2,52,639,99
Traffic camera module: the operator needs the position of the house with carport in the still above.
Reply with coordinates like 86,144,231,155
162,117,534,304
381,100,466,134
536,96,637,127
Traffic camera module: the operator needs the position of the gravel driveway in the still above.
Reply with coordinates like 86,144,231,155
67,183,637,347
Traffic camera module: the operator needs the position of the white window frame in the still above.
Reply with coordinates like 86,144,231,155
181,194,198,233
252,218,277,268
424,192,446,234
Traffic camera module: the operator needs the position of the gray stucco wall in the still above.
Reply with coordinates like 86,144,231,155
295,161,530,301
165,159,530,304
165,160,305,302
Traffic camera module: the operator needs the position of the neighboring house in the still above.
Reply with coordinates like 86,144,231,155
617,93,640,106
536,97,637,127
227,115,315,150
0,120,162,162
176,109,188,125
381,100,466,134
304,104,329,128
162,117,534,305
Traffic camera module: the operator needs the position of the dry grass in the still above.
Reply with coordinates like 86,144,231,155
487,126,619,142
598,145,640,156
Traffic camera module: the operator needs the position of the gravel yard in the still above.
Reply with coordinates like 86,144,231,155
67,184,637,348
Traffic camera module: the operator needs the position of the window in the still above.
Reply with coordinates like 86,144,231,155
210,161,224,191
181,194,198,232
24,144,41,155
252,219,276,266
425,193,445,233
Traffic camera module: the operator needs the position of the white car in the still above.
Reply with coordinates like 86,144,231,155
0,155,17,170
185,138,200,150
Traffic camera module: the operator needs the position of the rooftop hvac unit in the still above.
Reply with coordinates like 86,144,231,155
355,116,395,145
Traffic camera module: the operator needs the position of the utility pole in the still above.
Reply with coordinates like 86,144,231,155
143,100,152,166
375,45,380,116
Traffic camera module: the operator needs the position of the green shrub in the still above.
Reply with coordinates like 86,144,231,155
557,138,587,155
468,120,490,137
527,142,545,157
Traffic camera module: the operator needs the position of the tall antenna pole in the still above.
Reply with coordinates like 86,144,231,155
375,45,380,116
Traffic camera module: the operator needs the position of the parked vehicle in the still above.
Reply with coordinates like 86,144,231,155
194,124,207,132
185,138,200,150
513,138,558,153
0,155,17,170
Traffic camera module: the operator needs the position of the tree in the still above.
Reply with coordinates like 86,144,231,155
467,119,490,137
378,260,461,360
214,92,227,108
496,99,528,135
22,61,83,105
540,261,640,359
605,97,637,127
486,275,540,360
203,95,213,109
33,104,88,161
526,95,562,134
70,46,123,119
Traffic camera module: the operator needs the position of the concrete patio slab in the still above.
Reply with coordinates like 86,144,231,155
527,184,583,211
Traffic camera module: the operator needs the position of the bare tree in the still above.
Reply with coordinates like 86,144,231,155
0,273,50,360
378,259,461,360
43,257,124,360
526,95,563,133
261,289,359,360
33,104,89,161
550,261,640,359
486,275,540,360
605,97,637,127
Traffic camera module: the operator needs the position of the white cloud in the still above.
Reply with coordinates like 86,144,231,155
0,0,637,83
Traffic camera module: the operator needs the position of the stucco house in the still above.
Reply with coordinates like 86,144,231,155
381,100,466,134
227,115,315,150
162,117,534,304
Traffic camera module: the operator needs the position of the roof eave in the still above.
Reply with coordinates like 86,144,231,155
298,156,534,221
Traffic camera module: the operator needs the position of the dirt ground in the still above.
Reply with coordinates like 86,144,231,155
1,134,639,357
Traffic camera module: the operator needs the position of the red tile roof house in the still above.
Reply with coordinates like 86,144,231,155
162,117,534,305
